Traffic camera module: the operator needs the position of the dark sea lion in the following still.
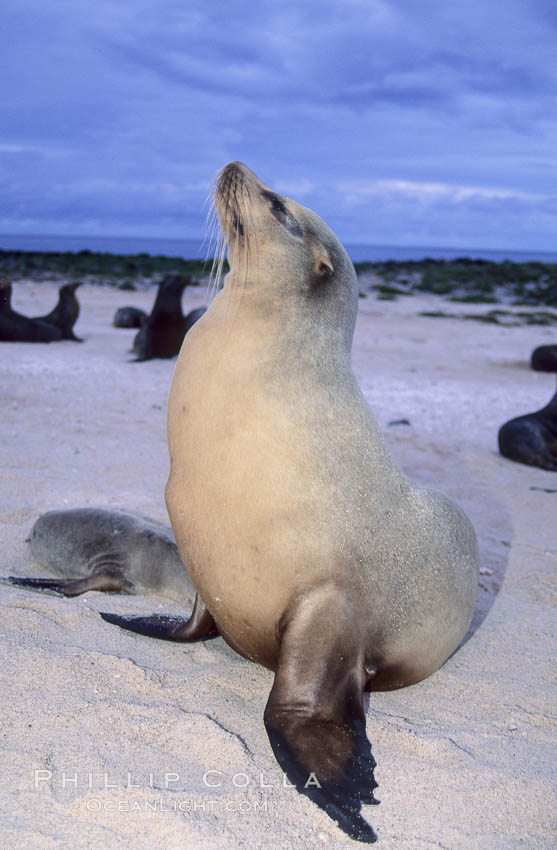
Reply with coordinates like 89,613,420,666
34,282,83,341
498,385,557,471
0,277,62,343
6,508,193,602
184,305,207,333
531,344,557,372
131,275,190,361
113,306,148,328
102,162,478,842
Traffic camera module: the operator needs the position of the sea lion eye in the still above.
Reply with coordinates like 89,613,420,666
270,194,285,213
262,190,286,214
261,190,303,239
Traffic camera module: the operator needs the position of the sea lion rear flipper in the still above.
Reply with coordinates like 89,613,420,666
5,573,128,596
264,592,378,843
100,592,218,641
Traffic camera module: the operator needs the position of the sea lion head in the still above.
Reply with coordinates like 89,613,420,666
213,162,358,341
60,282,82,296
157,275,190,299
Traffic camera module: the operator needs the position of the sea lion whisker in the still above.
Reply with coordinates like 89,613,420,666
207,196,228,301
205,206,223,301
228,192,250,314
201,197,219,261
214,231,227,296
202,174,218,213
202,178,222,289
243,185,259,290
223,224,244,325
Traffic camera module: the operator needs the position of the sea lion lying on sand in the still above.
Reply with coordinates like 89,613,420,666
0,277,62,343
498,385,557,471
530,344,557,373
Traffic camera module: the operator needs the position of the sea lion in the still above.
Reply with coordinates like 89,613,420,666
6,508,193,602
0,277,62,342
113,306,148,328
33,282,83,341
101,162,479,842
498,384,557,471
531,344,557,372
184,305,207,333
131,275,191,361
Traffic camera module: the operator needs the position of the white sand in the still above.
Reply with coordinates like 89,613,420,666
1,280,556,849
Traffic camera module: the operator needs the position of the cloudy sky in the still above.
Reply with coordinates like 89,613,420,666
2,0,556,251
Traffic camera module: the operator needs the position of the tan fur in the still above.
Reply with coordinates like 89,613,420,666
165,162,478,687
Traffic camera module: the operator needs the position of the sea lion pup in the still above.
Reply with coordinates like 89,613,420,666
531,344,557,372
0,277,62,342
33,282,83,341
131,274,191,361
101,162,478,843
498,384,557,471
113,305,148,328
6,508,193,603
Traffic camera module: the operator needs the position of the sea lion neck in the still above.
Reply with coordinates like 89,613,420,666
210,281,356,364
542,388,557,415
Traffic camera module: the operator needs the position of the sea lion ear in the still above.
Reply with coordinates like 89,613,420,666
316,252,334,279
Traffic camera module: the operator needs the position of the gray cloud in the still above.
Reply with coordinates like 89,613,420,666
1,0,556,250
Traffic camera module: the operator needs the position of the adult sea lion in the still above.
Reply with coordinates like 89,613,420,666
33,282,82,341
0,277,62,342
531,344,557,372
101,162,478,842
498,384,557,471
183,305,207,333
131,275,190,361
7,508,193,603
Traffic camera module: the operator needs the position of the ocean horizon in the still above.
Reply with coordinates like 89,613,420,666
1,233,556,264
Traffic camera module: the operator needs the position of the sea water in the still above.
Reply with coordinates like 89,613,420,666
0,233,556,264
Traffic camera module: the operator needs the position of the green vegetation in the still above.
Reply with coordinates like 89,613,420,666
1,250,556,307
419,308,557,326
374,283,413,298
0,249,228,285
353,257,557,307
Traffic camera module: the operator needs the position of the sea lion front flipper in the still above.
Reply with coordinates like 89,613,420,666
100,592,219,642
264,593,379,844
5,573,128,596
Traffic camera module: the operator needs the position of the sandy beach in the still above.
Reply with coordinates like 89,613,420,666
1,279,556,849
